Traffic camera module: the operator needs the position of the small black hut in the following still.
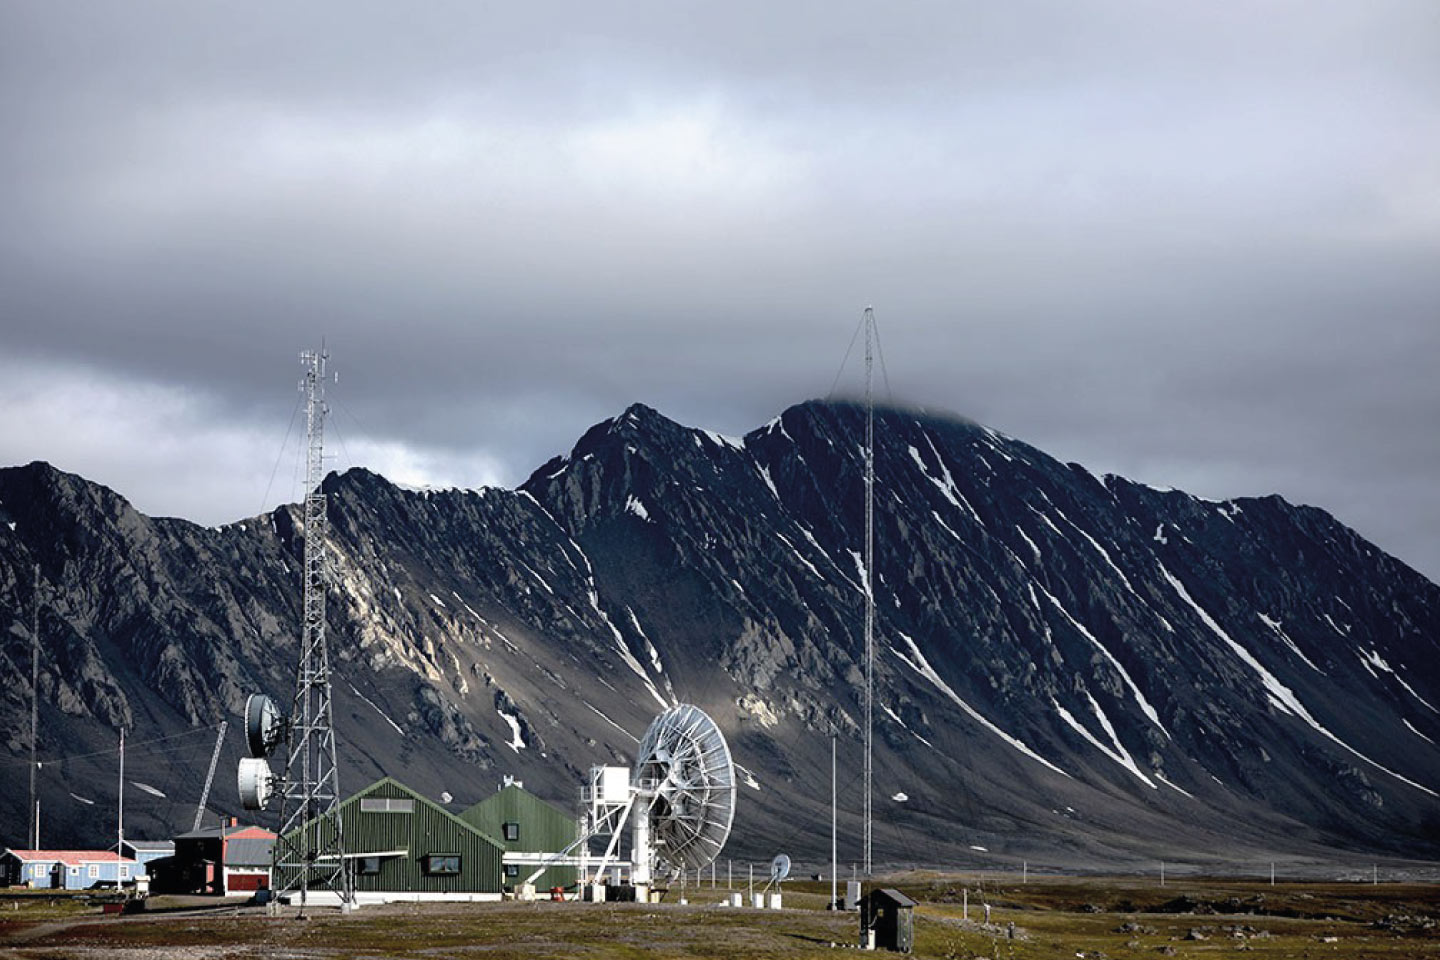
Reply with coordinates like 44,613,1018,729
862,887,917,953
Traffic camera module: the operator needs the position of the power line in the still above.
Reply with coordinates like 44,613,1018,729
0,724,225,770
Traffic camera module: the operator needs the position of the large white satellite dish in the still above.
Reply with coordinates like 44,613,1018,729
633,704,736,874
770,853,791,883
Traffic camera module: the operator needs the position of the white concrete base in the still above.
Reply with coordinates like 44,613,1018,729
279,890,506,910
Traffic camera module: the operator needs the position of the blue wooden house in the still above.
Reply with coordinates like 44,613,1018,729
119,839,174,879
2,849,139,889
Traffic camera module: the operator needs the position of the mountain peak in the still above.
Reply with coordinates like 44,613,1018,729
5,398,1439,865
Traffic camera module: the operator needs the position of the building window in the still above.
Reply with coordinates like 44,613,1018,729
505,864,520,878
503,822,520,842
120,865,130,880
87,865,99,879
68,867,78,875
32,865,45,878
360,797,415,813
357,857,382,876
422,855,460,876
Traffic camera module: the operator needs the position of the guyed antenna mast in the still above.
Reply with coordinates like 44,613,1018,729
272,348,354,913
29,564,41,849
863,305,875,878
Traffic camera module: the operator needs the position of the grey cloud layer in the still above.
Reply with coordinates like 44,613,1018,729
1,2,1437,578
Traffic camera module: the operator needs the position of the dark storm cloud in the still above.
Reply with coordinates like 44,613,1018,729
1,3,1437,577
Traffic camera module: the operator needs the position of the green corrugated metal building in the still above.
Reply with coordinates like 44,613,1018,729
459,780,579,891
283,777,504,896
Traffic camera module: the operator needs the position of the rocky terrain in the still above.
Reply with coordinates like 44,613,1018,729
1,399,1438,869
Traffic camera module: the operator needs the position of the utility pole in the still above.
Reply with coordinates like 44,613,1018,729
272,348,353,914
29,564,41,850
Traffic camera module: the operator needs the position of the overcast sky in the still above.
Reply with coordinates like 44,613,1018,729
2,2,1437,581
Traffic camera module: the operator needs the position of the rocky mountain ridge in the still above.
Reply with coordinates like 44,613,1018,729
2,399,1437,869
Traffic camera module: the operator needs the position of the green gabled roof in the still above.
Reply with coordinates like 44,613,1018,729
286,776,505,848
458,782,573,828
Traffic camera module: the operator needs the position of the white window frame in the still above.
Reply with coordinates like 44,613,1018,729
359,797,415,813
119,865,130,879
32,864,45,878
88,864,100,879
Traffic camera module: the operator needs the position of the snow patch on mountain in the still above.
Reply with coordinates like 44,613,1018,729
892,632,1069,777
348,681,404,735
1035,583,1169,737
497,709,526,752
1016,526,1042,562
847,549,872,599
1257,613,1323,673
1154,772,1194,798
775,532,822,581
757,464,780,500
1053,694,1156,789
908,438,983,526
700,429,745,451
586,583,667,711
1161,563,1437,797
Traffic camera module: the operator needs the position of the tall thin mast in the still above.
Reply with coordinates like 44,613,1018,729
863,306,875,878
831,733,838,909
29,564,40,850
117,727,125,853
274,348,353,913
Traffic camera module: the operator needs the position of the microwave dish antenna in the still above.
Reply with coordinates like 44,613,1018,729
238,757,276,810
245,693,285,758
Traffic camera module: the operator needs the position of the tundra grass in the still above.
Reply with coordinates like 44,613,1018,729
0,876,1435,959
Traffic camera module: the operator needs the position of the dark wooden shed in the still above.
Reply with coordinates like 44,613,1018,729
863,887,917,953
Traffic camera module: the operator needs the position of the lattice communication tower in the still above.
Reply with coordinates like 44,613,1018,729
271,348,353,912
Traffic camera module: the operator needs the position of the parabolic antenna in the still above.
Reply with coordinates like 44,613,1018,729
770,853,791,883
237,757,275,811
633,704,736,873
244,693,284,758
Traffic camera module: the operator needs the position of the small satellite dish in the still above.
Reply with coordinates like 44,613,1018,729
238,757,275,810
770,853,791,883
245,693,284,758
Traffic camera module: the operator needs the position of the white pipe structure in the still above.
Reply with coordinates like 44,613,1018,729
630,795,652,886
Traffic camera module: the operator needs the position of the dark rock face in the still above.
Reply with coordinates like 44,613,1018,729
1,400,1438,868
